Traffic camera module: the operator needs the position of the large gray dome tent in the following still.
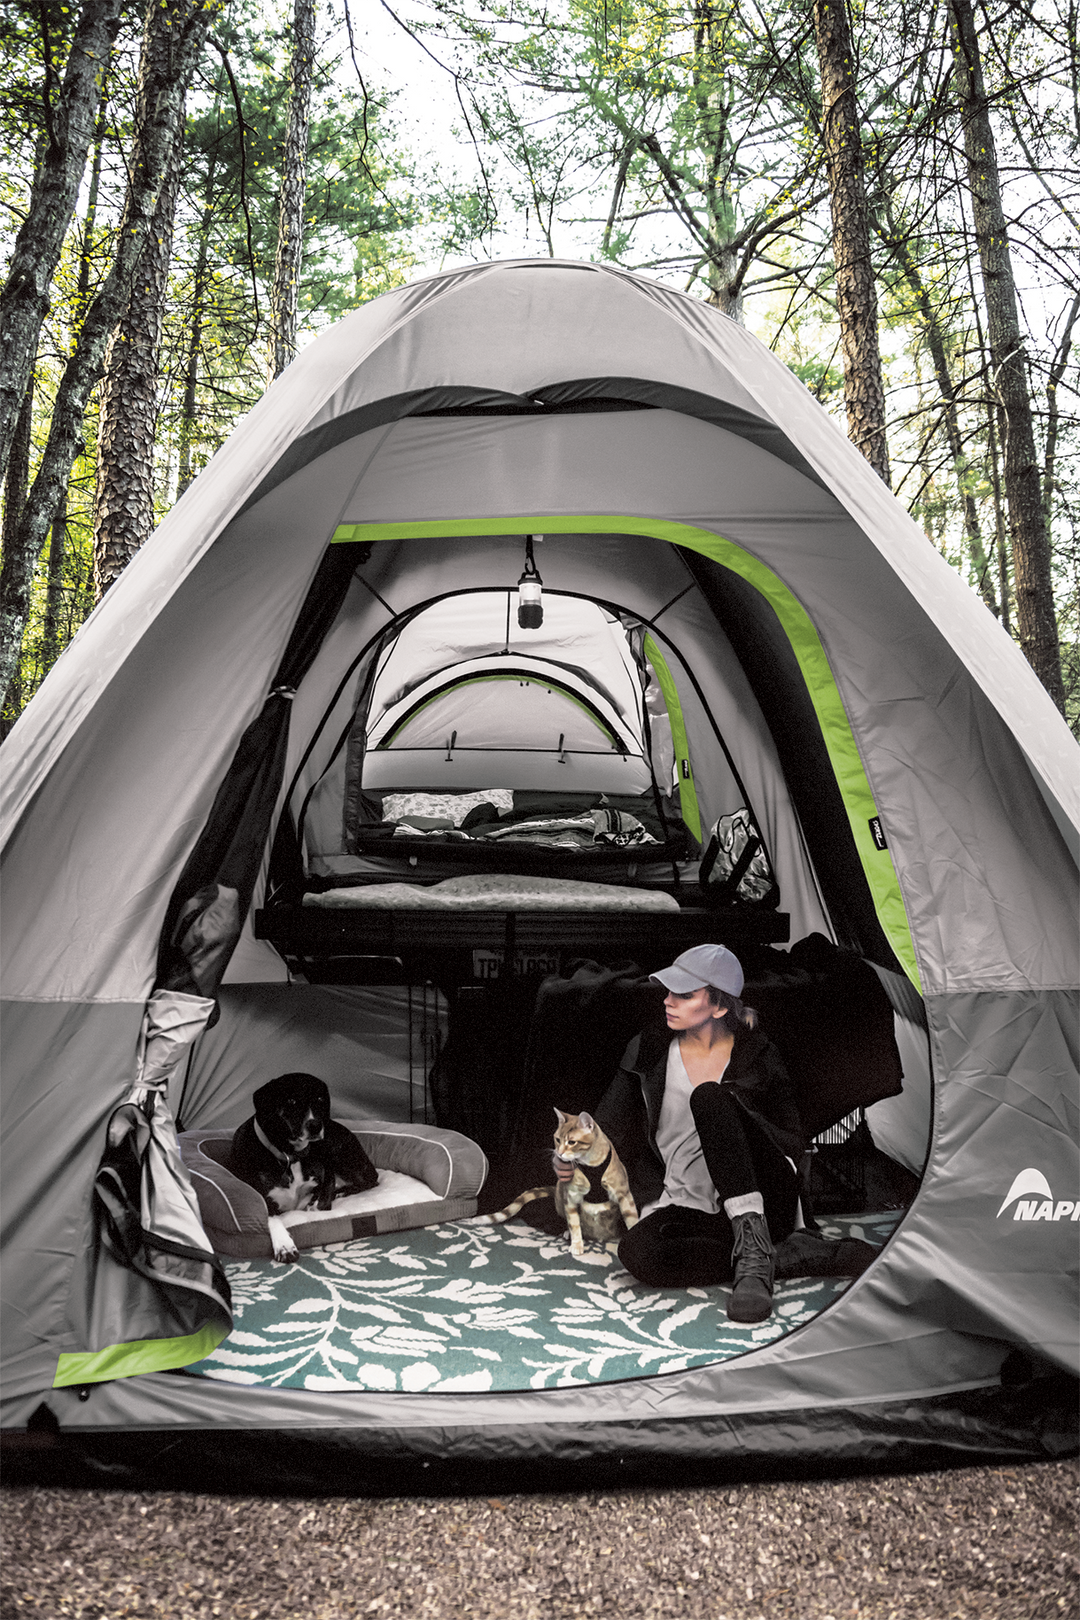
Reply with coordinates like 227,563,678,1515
2,258,1077,1480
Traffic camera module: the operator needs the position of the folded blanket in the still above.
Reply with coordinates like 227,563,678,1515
478,815,596,849
477,809,659,849
392,822,468,839
304,873,681,912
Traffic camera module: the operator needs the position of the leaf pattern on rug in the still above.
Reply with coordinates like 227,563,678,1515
186,1213,902,1393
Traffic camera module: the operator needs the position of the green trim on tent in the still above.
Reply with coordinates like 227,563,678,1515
641,634,702,842
380,673,622,749
331,516,920,989
53,1320,230,1388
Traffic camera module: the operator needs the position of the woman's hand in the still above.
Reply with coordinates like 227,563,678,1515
553,1155,575,1182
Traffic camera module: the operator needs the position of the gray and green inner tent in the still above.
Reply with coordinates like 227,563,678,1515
2,259,1077,1472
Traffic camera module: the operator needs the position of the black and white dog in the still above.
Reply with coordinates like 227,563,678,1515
231,1073,378,1262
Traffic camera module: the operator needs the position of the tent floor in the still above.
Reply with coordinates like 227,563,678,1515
185,1211,902,1395
7,1357,1076,1495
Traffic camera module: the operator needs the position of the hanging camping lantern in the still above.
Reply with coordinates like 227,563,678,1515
516,534,544,628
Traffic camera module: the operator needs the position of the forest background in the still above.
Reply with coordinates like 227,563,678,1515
0,0,1076,737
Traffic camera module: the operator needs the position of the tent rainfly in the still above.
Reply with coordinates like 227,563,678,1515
1,259,1077,1483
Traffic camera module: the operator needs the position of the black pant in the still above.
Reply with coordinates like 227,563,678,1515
617,1085,798,1287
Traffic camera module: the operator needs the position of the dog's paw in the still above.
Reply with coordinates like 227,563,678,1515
268,1215,301,1263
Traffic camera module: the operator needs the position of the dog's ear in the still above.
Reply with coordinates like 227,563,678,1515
252,1078,278,1111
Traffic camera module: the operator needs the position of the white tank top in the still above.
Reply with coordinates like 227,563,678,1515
640,1038,730,1218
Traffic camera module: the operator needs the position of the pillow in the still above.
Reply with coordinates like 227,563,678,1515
381,789,513,826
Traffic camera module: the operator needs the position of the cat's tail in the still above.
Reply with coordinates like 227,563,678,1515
485,1188,553,1223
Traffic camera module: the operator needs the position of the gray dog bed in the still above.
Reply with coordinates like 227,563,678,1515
179,1120,488,1259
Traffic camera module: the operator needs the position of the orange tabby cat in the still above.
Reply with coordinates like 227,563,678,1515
486,1108,638,1256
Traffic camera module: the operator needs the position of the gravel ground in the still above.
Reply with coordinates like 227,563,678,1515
1,1459,1076,1620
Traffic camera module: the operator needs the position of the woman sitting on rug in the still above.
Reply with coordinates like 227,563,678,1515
560,945,813,1323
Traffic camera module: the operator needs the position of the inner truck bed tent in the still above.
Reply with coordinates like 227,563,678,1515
1,258,1076,1479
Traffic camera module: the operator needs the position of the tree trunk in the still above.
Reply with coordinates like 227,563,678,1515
1044,291,1079,523
965,270,1013,632
948,0,1063,708
0,377,36,723
812,0,891,485
0,0,125,482
1,378,34,562
267,0,316,381
92,138,182,599
36,119,106,683
74,97,110,326
985,398,1012,633
878,213,998,614
177,143,218,498
41,498,68,674
704,244,744,323
0,0,217,708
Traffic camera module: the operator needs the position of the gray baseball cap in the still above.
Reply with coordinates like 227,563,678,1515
650,943,744,998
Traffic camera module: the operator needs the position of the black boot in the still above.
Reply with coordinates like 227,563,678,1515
728,1211,775,1323
773,1229,879,1280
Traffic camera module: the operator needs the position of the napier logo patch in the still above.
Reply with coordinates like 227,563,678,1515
996,1168,1079,1222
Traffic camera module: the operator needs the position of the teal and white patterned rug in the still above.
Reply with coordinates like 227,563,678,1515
186,1212,901,1394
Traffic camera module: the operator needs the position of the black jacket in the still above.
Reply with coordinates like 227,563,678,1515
594,1016,806,1210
